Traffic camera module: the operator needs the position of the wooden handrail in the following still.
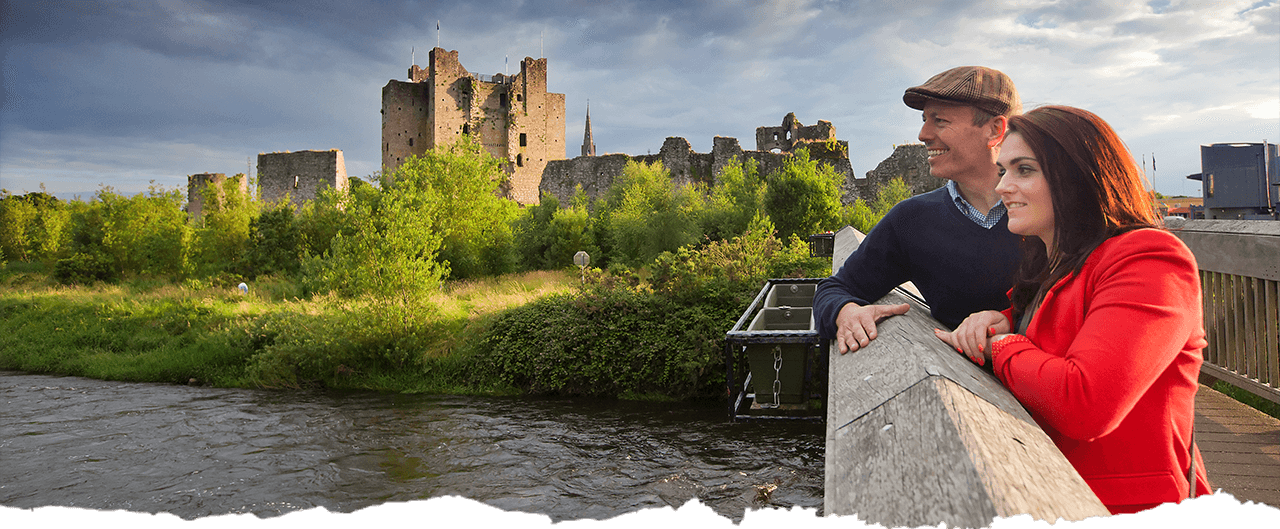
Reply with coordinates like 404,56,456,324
1169,219,1280,404
823,227,1107,526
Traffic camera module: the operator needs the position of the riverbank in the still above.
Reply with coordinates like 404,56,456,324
0,264,577,395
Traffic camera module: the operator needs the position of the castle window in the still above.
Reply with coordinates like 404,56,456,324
519,133,527,147
517,154,523,167
409,138,414,147
463,123,470,135
516,94,523,102
500,93,509,107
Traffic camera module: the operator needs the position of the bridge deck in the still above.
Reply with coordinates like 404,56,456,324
1195,384,1280,508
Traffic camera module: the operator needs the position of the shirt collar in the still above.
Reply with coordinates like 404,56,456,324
946,180,1007,229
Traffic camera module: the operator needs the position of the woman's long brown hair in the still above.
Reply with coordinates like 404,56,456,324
1006,105,1160,320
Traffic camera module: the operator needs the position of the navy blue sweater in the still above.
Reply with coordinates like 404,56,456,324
814,187,1021,336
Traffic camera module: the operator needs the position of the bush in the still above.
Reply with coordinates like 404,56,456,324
242,202,302,278
189,175,257,278
763,148,844,240
0,190,69,263
599,160,704,269
52,251,118,285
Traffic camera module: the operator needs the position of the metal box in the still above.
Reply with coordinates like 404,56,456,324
725,278,826,421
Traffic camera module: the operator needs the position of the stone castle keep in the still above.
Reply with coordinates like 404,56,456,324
189,48,939,212
257,149,349,210
382,47,565,204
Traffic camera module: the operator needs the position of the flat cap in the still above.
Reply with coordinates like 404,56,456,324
904,66,1021,117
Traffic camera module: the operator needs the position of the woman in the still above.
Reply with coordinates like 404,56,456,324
934,105,1211,514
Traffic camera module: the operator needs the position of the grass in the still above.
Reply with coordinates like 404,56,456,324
1211,380,1280,420
0,266,576,393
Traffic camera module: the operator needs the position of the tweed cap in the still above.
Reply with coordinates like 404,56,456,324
903,66,1020,117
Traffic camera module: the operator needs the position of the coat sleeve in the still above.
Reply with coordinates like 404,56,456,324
989,231,1202,441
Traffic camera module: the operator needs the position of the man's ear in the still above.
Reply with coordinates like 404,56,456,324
986,116,1009,149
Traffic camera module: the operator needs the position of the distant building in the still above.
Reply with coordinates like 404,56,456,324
581,101,596,157
257,149,348,210
186,172,247,220
1186,142,1279,220
381,47,566,204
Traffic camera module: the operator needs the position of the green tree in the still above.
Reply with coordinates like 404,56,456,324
514,188,598,271
763,148,843,240
600,160,703,268
242,201,302,278
701,156,767,242
189,175,257,279
0,190,69,263
97,185,190,277
389,136,519,279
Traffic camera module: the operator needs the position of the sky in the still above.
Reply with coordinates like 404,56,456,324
1,0,1277,201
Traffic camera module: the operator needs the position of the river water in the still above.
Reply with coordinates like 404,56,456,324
0,371,824,521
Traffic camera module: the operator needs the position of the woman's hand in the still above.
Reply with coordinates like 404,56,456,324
934,310,1010,366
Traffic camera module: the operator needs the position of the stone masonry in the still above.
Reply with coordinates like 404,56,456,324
382,47,566,204
187,172,247,219
257,149,349,210
539,114,940,207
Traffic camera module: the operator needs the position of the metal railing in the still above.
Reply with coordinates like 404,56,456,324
1170,219,1280,403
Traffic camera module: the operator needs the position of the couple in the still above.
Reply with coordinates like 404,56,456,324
813,66,1212,514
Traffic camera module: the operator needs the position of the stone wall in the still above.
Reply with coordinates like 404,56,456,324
257,149,348,210
539,135,857,206
186,172,247,220
848,144,942,203
382,47,565,205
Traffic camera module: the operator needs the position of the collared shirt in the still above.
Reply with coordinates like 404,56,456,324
946,180,1006,229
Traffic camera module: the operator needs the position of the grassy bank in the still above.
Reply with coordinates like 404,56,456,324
0,263,576,395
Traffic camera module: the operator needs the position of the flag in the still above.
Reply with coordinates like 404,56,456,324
1153,154,1157,171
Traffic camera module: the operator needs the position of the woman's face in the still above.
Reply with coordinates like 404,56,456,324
996,132,1055,250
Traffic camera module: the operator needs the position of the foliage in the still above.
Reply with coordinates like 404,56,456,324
479,284,734,399
188,175,258,279
241,201,302,278
385,136,520,280
763,148,844,240
53,251,119,285
842,177,912,234
700,156,767,242
514,189,598,271
0,190,70,262
599,160,704,269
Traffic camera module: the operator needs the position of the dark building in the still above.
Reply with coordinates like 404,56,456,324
1187,142,1279,220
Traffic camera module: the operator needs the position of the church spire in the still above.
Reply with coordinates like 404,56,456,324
581,100,596,157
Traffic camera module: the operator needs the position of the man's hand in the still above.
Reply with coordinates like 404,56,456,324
834,302,910,354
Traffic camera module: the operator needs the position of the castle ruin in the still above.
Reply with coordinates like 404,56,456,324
257,149,349,210
382,47,566,204
186,172,247,220
539,114,938,207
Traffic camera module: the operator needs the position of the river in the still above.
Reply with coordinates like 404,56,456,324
0,371,824,521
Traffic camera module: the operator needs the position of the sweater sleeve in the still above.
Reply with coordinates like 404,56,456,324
989,231,1202,442
813,209,912,339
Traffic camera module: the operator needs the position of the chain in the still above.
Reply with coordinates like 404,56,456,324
761,345,783,409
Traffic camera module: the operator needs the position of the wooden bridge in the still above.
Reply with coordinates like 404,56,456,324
821,220,1279,526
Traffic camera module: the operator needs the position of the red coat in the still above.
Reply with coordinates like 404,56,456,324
990,228,1211,514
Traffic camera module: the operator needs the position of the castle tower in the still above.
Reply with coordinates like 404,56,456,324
581,101,596,157
257,149,349,210
187,172,247,220
381,47,566,204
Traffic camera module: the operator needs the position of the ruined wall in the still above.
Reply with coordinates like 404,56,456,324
756,113,837,153
186,172,247,220
539,135,857,206
847,143,942,202
382,48,565,205
257,150,348,210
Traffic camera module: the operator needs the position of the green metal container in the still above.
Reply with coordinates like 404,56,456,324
745,307,812,406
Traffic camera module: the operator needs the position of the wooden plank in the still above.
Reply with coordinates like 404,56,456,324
1172,220,1280,281
1267,279,1278,388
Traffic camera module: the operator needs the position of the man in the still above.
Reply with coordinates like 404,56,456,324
813,66,1022,354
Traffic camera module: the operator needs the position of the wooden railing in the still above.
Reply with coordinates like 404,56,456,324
1169,219,1280,404
823,227,1107,527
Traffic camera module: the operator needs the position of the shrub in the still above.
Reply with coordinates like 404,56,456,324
763,148,844,240
599,160,704,268
53,251,118,285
